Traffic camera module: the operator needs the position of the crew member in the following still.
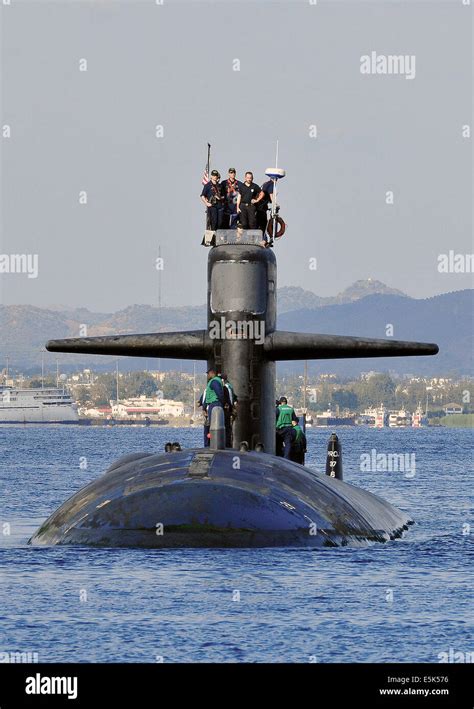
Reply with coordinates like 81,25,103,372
201,170,224,231
221,373,238,447
220,168,241,229
222,373,238,407
256,178,274,236
275,396,299,459
237,172,261,229
290,419,307,465
203,367,225,447
197,387,208,445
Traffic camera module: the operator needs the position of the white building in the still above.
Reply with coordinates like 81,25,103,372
80,406,112,419
444,402,463,415
111,395,184,420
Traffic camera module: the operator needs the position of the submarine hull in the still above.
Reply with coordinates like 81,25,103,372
29,449,413,548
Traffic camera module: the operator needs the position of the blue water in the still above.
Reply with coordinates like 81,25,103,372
0,425,472,663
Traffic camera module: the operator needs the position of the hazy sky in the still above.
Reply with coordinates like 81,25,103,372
1,0,472,311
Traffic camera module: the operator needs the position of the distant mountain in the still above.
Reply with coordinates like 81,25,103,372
95,304,206,335
1,285,472,376
334,279,405,303
277,290,473,376
0,302,207,372
277,287,326,313
278,279,406,313
5,278,398,347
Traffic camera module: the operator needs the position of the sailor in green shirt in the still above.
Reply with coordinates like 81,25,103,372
275,396,298,458
201,367,225,447
290,420,307,465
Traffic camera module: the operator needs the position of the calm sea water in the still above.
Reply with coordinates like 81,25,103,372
0,425,472,663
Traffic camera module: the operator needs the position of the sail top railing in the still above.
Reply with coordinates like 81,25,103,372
214,229,264,247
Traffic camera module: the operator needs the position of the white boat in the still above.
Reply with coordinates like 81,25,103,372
358,405,385,428
358,408,376,426
374,404,385,428
313,409,355,426
0,386,79,423
412,404,424,428
388,409,410,428
294,409,313,428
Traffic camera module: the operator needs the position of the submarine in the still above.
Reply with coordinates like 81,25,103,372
29,171,439,548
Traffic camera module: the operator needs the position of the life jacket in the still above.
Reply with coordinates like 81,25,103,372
208,181,224,206
293,424,304,443
276,404,295,429
224,179,239,201
205,376,223,405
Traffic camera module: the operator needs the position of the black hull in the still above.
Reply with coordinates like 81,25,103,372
29,449,413,549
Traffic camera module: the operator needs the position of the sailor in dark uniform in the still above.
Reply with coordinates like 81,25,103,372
256,178,274,237
236,172,261,229
220,168,241,229
220,373,238,447
200,170,224,230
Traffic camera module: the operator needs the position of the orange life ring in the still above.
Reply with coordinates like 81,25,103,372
267,216,286,239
